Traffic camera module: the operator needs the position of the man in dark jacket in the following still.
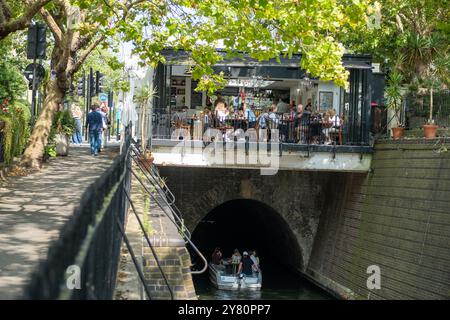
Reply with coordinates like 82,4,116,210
86,104,104,156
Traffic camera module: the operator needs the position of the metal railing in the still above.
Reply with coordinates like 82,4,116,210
123,187,174,300
151,111,351,146
405,90,450,129
22,124,176,300
130,143,177,206
130,139,208,275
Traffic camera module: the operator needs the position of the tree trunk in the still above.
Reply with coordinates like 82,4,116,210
141,104,146,156
21,80,64,168
429,88,433,123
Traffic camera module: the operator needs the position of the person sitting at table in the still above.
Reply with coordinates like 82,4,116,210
237,107,245,119
214,99,229,124
296,104,311,143
295,104,304,120
322,108,340,144
171,106,188,127
258,106,278,129
305,98,313,112
203,107,212,131
243,103,257,128
322,110,332,144
309,111,323,144
276,98,289,114
268,106,279,127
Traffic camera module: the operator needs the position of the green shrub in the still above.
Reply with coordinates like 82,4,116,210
54,109,76,136
43,109,76,160
0,101,31,164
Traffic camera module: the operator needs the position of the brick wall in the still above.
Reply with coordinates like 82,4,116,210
158,167,333,271
158,139,450,300
308,139,450,299
119,175,197,300
143,246,197,300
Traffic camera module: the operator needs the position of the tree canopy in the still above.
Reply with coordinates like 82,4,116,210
119,0,373,91
0,0,52,40
0,36,28,102
345,0,449,88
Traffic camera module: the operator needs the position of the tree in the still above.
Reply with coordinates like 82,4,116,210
21,0,373,168
344,0,449,88
127,0,372,91
20,0,130,168
0,37,28,102
0,0,52,40
133,85,157,156
385,71,404,126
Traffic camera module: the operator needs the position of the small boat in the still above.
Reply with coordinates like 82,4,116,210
209,263,262,290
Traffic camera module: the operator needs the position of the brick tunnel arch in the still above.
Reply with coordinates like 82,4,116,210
158,166,332,273
190,199,304,272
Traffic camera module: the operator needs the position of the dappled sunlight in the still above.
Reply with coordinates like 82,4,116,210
0,146,118,299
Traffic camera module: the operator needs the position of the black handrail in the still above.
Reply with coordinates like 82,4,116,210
131,143,177,205
129,146,191,240
130,168,208,275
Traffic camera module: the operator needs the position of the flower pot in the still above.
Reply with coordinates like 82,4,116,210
55,133,70,156
138,152,154,171
423,124,438,139
391,127,405,140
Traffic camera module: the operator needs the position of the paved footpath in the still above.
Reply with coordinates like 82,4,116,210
0,145,117,299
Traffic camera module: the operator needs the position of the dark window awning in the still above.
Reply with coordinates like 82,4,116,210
343,61,372,69
160,49,372,70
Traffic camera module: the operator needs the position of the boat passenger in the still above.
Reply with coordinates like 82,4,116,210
231,249,242,274
212,247,223,266
238,251,255,276
250,250,260,273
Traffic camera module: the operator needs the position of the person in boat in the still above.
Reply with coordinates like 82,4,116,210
237,251,255,277
250,250,260,273
231,249,242,275
211,247,226,270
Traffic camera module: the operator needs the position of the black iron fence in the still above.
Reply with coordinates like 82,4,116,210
151,110,365,146
405,90,450,129
23,125,132,300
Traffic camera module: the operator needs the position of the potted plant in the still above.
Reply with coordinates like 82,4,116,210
422,83,438,139
385,71,405,140
53,109,76,156
133,85,157,167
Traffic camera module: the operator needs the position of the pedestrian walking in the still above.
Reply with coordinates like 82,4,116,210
86,104,103,156
70,104,83,144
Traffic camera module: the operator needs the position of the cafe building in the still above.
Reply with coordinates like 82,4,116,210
152,49,375,146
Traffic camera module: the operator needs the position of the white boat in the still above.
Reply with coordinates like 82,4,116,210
209,263,262,291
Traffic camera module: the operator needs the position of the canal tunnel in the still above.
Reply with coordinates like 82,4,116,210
191,199,303,271
189,199,331,299
158,166,335,298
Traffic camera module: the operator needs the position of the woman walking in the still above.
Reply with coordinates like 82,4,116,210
71,104,83,144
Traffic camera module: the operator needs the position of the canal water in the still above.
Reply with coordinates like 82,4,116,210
193,264,332,300
190,199,334,300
